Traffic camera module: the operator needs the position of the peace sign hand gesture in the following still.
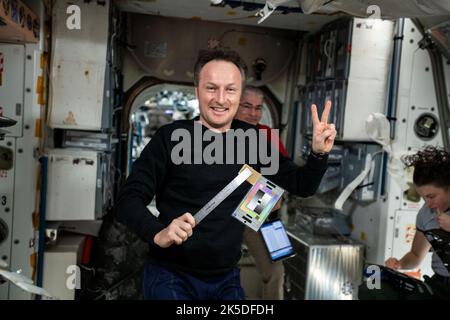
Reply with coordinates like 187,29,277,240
311,100,337,154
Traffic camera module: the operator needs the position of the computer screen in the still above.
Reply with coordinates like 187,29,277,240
260,219,295,261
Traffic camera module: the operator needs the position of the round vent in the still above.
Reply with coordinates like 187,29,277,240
414,113,439,140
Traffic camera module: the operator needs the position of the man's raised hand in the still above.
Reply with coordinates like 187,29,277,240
311,100,337,154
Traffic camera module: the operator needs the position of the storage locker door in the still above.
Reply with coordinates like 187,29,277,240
0,44,25,137
0,138,15,299
46,150,99,221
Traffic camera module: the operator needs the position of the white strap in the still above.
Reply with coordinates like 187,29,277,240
335,154,372,211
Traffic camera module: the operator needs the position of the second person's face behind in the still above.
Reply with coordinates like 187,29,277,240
196,60,242,132
235,91,263,126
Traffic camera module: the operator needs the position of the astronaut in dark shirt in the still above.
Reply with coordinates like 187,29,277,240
115,48,336,300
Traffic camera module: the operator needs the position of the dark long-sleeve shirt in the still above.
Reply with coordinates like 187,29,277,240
115,119,328,277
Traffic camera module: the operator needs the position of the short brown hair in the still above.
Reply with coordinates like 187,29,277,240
193,48,247,86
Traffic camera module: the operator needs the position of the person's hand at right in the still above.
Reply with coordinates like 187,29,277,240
385,257,401,270
154,213,196,248
436,209,450,232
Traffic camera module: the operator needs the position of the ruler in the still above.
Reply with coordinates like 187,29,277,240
194,167,253,224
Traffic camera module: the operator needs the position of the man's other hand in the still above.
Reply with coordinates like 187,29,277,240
154,213,196,248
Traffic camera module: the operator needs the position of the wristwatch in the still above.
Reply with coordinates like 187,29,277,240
310,150,328,160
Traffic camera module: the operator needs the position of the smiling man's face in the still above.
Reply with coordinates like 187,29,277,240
196,60,242,132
